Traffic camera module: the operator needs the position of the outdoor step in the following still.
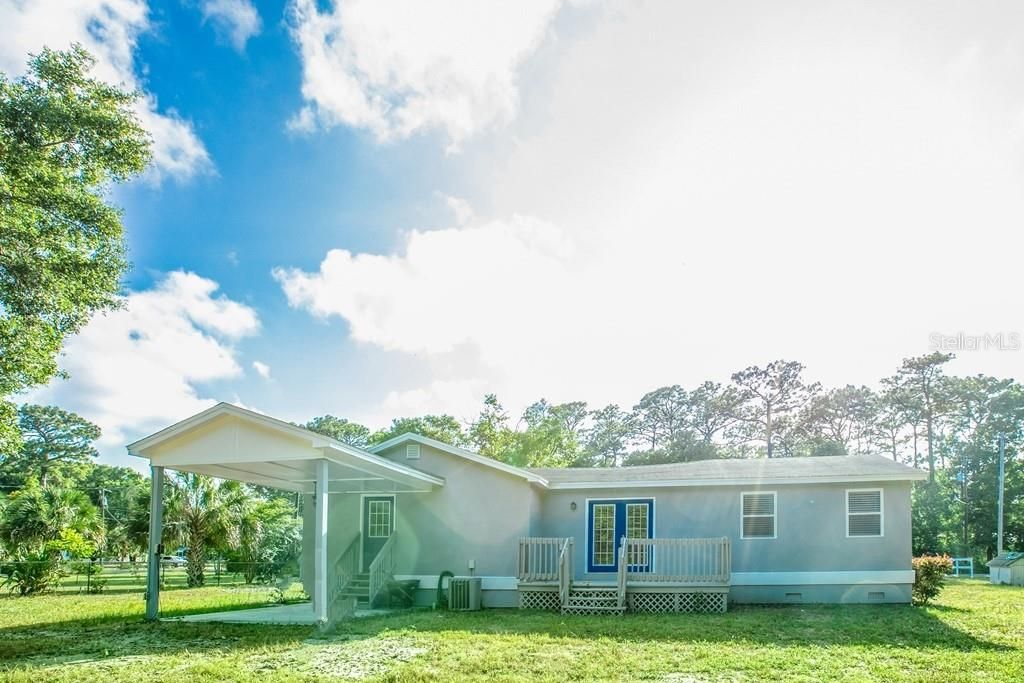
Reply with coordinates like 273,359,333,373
566,598,620,605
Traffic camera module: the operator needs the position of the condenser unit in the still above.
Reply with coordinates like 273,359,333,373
449,576,482,611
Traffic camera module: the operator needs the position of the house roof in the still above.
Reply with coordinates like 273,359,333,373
527,454,927,489
986,552,1024,568
368,432,549,485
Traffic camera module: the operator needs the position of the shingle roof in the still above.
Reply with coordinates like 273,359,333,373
986,552,1024,568
526,454,927,488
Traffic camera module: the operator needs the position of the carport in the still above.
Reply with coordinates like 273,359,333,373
127,403,443,624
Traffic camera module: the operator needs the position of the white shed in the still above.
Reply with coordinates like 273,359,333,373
986,552,1024,585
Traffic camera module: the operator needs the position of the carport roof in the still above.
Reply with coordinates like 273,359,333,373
127,403,444,494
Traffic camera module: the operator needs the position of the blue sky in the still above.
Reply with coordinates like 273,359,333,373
2,1,1023,471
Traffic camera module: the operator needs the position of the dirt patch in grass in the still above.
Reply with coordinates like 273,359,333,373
244,634,428,679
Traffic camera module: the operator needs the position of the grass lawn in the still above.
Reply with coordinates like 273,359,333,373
0,579,1021,681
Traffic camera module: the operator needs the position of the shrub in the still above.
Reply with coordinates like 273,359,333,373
912,555,953,605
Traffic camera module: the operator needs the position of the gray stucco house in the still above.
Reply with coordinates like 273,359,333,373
130,403,926,622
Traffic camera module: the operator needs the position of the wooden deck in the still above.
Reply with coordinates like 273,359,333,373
517,536,731,614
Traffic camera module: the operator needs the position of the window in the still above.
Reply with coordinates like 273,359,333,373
591,504,616,566
625,503,650,567
406,443,421,459
847,489,883,537
367,500,393,538
741,492,776,539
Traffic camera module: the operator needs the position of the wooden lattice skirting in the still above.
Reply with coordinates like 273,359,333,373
519,590,561,611
627,590,728,613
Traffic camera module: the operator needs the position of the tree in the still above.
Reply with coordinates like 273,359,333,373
228,497,301,584
370,414,467,446
0,46,151,451
872,393,910,462
0,483,102,594
797,386,877,456
506,399,587,467
580,405,633,467
945,376,1024,559
304,415,371,448
164,474,242,587
468,394,516,459
7,405,100,486
631,386,689,450
886,353,954,481
684,381,743,444
731,360,820,457
77,464,147,559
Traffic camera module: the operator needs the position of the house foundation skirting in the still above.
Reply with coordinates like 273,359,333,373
517,584,730,614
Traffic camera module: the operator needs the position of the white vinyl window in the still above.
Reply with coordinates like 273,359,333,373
591,504,616,566
741,492,777,539
406,443,421,459
847,489,883,537
367,500,393,538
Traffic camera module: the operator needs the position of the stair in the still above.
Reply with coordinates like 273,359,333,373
337,573,371,608
561,587,623,615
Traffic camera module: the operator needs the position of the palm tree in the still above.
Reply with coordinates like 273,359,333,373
0,484,102,551
164,474,241,587
233,497,299,584
0,484,103,594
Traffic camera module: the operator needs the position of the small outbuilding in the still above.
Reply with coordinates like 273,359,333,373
986,552,1024,585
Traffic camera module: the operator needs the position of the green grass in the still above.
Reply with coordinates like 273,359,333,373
0,579,1021,681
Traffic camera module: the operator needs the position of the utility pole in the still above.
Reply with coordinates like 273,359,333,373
997,433,1005,556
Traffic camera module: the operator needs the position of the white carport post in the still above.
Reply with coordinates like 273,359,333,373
145,465,164,621
314,458,329,624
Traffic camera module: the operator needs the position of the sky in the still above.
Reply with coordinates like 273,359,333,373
2,0,1023,471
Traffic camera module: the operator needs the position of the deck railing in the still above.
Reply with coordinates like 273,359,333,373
330,535,360,606
620,537,731,584
616,542,628,608
558,538,574,606
517,537,569,582
367,532,396,606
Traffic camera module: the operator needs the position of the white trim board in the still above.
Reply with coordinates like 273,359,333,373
394,575,518,591
730,570,914,586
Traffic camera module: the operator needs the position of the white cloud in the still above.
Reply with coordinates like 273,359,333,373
276,1,1024,419
252,360,271,379
32,271,259,446
286,0,566,147
0,0,212,181
200,0,262,52
444,195,475,226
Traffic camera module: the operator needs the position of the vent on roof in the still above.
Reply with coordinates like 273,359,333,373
406,443,421,460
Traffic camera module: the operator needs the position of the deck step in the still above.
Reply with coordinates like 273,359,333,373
560,586,624,614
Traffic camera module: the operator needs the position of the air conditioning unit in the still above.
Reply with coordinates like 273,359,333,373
449,576,482,611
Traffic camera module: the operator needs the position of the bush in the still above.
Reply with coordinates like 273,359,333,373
912,555,953,605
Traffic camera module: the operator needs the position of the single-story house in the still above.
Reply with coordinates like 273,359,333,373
129,403,926,623
986,552,1024,585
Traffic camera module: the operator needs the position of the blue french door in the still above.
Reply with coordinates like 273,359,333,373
586,499,654,573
